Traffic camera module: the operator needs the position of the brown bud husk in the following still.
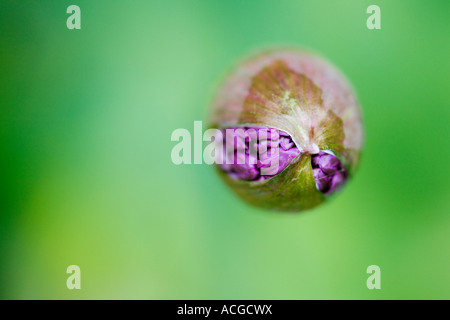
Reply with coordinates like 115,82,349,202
210,49,363,211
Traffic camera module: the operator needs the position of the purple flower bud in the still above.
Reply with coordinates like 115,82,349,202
329,171,346,193
311,152,348,194
317,153,340,175
280,136,295,151
220,127,300,180
312,168,331,192
210,49,363,211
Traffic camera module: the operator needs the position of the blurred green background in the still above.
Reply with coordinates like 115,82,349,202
0,0,449,299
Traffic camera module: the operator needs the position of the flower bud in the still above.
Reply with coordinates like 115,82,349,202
209,49,363,211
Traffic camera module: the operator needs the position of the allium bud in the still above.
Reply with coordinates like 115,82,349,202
209,49,363,211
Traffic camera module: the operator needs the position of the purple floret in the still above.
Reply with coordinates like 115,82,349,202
219,127,300,181
311,151,348,194
219,128,348,193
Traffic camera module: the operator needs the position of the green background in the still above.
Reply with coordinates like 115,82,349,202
0,0,449,299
